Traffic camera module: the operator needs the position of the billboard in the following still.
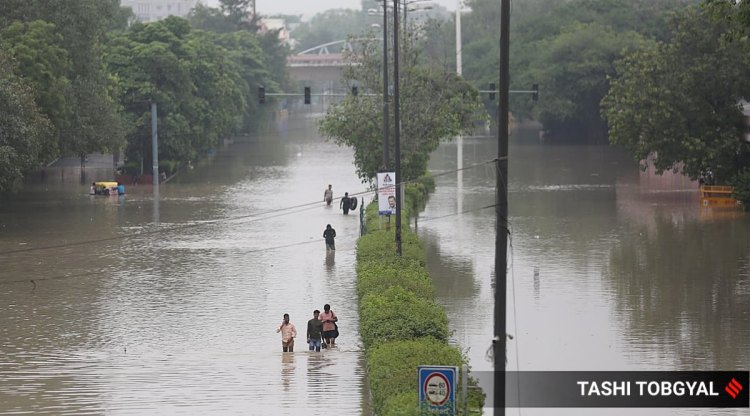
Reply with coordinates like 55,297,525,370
377,172,396,215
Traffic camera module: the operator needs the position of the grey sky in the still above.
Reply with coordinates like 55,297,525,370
202,0,459,18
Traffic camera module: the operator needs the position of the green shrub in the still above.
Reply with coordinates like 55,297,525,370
120,161,141,176
357,258,435,300
160,159,181,176
381,392,420,416
356,176,484,415
367,339,464,414
360,286,448,348
357,230,425,266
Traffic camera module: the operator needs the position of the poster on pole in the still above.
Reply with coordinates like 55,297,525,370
377,172,396,215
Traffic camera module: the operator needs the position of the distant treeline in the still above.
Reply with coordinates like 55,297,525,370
0,0,288,192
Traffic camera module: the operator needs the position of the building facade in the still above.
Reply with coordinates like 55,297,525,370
121,0,198,23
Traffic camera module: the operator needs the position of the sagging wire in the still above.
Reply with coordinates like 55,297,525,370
0,159,497,257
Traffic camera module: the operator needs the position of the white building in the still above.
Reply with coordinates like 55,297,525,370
121,0,198,23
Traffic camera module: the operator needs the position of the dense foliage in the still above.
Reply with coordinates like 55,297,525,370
603,4,750,205
319,34,481,183
0,53,49,191
356,179,485,415
420,0,695,141
0,0,286,191
0,0,126,190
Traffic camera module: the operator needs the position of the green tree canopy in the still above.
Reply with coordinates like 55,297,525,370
602,6,750,184
0,52,49,192
0,0,126,159
442,0,695,141
319,36,481,183
0,20,71,161
106,17,246,166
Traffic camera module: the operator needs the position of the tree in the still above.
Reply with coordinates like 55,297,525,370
105,18,248,169
527,22,646,141
602,6,750,186
319,36,481,183
0,0,126,160
190,3,239,34
0,51,49,192
0,20,71,162
216,31,279,132
447,0,694,140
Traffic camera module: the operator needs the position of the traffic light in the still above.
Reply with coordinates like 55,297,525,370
304,86,311,104
258,86,265,104
489,83,496,101
352,86,358,96
532,84,539,101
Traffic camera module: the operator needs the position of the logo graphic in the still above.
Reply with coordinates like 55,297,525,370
725,378,743,399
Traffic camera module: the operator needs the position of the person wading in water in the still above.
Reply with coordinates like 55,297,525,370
324,184,333,206
276,313,297,352
323,224,336,251
318,304,338,347
340,192,352,215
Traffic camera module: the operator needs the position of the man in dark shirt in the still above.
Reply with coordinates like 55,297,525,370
307,310,324,352
323,224,336,251
340,192,352,215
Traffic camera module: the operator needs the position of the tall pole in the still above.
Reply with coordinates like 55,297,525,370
403,0,407,40
393,0,402,256
455,1,462,76
151,101,159,189
383,0,390,169
456,1,463,215
495,0,510,414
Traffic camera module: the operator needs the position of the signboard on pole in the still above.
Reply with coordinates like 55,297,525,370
377,172,396,215
418,365,457,415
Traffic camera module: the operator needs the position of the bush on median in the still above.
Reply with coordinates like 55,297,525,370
359,286,448,348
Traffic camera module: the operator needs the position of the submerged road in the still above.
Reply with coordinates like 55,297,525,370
0,114,371,415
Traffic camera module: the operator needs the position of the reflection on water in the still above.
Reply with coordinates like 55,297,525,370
421,134,750,415
0,114,370,415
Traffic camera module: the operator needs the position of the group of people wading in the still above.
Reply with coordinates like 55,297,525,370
276,185,357,352
276,304,338,352
321,184,358,251
275,184,355,353
324,184,355,214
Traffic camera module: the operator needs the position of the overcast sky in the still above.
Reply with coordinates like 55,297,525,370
202,0,459,18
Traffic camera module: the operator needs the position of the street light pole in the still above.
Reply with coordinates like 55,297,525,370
456,0,463,215
393,0,402,256
151,101,159,190
382,0,390,169
495,0,510,414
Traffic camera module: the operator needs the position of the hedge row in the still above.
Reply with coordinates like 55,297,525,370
356,175,484,415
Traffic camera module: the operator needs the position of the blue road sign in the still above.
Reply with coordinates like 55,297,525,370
418,365,457,414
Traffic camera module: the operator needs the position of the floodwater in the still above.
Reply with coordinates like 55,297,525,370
0,113,370,415
420,132,750,415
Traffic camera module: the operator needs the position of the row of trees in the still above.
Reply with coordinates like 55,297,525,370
603,1,750,203
419,0,695,141
0,0,127,191
0,0,287,192
417,0,750,204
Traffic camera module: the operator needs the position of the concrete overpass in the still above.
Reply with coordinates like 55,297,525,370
286,40,356,92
